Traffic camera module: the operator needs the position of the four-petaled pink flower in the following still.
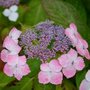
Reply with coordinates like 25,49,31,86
80,70,90,90
4,55,30,80
65,23,90,59
58,49,85,78
38,60,63,85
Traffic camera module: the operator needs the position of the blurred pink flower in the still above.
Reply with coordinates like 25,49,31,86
58,49,85,78
80,70,90,90
38,60,63,85
3,36,21,54
9,27,22,43
4,55,30,80
1,28,22,62
65,23,81,46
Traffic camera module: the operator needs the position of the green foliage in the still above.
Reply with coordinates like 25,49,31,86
56,79,77,90
4,76,33,90
23,0,47,26
0,72,14,88
76,69,87,89
27,58,41,77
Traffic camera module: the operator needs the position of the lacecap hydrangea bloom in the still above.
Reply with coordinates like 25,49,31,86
0,20,90,85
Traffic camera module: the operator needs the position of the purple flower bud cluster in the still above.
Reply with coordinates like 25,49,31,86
0,0,19,7
19,20,72,61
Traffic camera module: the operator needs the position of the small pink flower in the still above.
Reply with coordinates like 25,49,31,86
38,60,63,85
58,49,85,78
65,23,81,46
79,70,90,90
3,36,21,54
9,27,22,43
76,39,90,59
4,55,30,80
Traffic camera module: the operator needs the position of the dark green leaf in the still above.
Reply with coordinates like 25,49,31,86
27,58,41,77
0,72,14,88
76,69,87,89
24,0,47,26
4,76,33,90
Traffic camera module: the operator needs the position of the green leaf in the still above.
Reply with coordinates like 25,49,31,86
56,79,77,90
33,77,55,90
76,69,87,89
24,0,47,26
27,58,41,77
0,72,14,88
4,76,33,90
61,0,87,23
56,85,63,90
63,79,77,90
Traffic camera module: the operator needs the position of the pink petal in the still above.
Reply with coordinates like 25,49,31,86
49,60,62,72
1,49,9,62
20,64,30,76
38,71,50,84
76,39,89,58
73,57,85,71
4,64,13,77
79,79,90,90
18,56,27,65
9,27,22,41
14,73,23,80
70,23,77,32
40,63,50,71
58,54,71,68
68,49,77,61
84,49,90,60
85,70,90,82
81,39,88,48
3,36,21,54
50,72,63,85
65,28,78,46
7,55,18,66
62,66,76,78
